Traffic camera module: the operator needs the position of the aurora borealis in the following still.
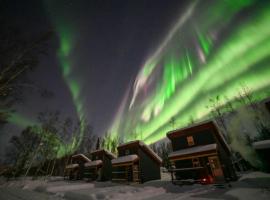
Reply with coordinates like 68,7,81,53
1,0,270,159
109,0,270,144
44,1,87,155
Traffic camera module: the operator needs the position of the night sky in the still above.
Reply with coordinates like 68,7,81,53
1,0,270,157
0,0,188,155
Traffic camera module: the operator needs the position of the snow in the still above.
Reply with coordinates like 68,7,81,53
104,149,117,159
239,171,270,181
167,121,232,153
226,188,270,200
1,171,270,200
169,144,217,158
252,140,270,149
111,154,139,165
91,149,117,159
72,154,91,162
118,140,162,164
139,141,163,164
46,183,94,193
118,140,138,148
65,163,79,169
84,160,103,167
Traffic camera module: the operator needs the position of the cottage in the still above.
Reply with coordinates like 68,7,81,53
167,121,236,184
64,154,91,180
111,140,162,183
252,140,270,172
84,149,116,181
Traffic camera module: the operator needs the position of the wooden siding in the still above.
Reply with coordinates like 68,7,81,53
167,121,236,182
138,148,161,183
171,130,215,151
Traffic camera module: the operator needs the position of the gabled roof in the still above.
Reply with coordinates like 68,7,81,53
84,160,103,168
90,149,116,159
167,121,231,154
118,140,162,164
72,154,91,162
111,154,139,165
252,140,270,150
169,143,217,159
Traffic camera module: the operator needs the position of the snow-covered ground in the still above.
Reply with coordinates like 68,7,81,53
0,172,270,200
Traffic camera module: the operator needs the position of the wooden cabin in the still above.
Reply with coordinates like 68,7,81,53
64,154,91,180
84,149,116,181
111,140,162,183
167,121,236,184
252,140,270,172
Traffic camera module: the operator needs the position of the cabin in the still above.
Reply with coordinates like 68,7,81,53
64,154,91,180
252,140,270,172
167,121,236,184
84,149,116,181
111,140,162,183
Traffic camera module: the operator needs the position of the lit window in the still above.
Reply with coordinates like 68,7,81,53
187,136,195,146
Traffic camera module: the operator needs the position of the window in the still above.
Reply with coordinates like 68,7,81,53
187,136,195,146
192,158,200,167
125,149,130,155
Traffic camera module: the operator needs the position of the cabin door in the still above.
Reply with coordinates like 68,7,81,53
208,156,224,181
132,164,140,182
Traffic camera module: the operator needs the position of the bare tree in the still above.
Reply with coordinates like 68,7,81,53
5,126,41,177
0,19,52,124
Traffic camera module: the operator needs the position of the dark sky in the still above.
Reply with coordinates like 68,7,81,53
0,0,188,155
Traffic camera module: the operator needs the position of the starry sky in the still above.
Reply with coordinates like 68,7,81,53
1,0,270,157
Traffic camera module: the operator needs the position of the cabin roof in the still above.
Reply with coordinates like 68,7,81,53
84,160,103,167
252,140,270,150
167,121,231,154
65,163,79,169
71,154,91,162
90,149,116,159
118,140,162,164
111,154,139,165
169,143,217,159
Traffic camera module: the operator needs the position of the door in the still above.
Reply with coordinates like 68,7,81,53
208,156,224,181
132,164,140,182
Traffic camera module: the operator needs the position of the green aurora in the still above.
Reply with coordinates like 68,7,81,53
42,1,87,157
109,0,270,144
5,1,87,158
6,0,270,156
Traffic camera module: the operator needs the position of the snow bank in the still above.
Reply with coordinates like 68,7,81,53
239,171,270,181
226,188,270,200
47,183,94,193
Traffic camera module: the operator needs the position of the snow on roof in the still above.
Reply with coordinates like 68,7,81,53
104,149,117,159
84,160,103,167
65,163,79,169
72,154,91,162
117,140,138,148
118,140,162,164
91,149,116,159
169,143,217,158
252,140,270,149
139,141,162,164
111,154,139,165
167,121,231,154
